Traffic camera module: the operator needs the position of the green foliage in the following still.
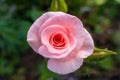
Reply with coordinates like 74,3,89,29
86,0,107,6
115,0,120,3
94,0,107,5
26,8,44,21
0,0,31,76
112,30,120,46
0,18,30,75
112,30,120,61
0,58,14,75
99,57,113,71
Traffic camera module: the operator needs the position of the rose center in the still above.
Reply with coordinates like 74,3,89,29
50,33,66,49
53,34,64,43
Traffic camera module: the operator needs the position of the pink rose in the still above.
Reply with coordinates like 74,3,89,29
27,12,94,74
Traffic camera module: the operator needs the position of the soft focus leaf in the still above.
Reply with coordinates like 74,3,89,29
112,30,120,46
85,47,116,62
115,0,120,3
94,25,103,34
94,0,107,5
11,68,26,80
0,58,14,75
26,9,43,21
86,0,107,6
50,0,68,12
99,57,113,71
115,48,120,61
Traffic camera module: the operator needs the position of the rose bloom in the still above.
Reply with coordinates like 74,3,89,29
27,12,94,74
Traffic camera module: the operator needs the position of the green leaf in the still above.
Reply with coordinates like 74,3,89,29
112,30,120,46
0,58,14,75
85,47,116,62
94,0,107,5
94,25,103,34
26,9,43,21
99,57,113,71
115,0,120,4
86,0,107,6
50,0,68,13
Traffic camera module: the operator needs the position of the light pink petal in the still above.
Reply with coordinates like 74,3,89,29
38,45,71,58
27,12,65,52
27,24,41,52
39,13,83,36
38,46,63,58
34,12,65,29
77,28,94,58
47,56,83,74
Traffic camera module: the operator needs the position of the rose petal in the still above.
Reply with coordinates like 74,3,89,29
77,28,94,58
35,12,65,29
38,45,69,58
27,24,41,52
27,12,65,52
47,56,83,74
39,13,83,36
38,45,62,58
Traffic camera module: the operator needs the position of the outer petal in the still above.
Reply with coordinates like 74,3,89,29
47,56,83,74
27,24,40,52
77,28,94,58
38,46,70,58
39,13,83,36
34,12,65,29
27,12,65,52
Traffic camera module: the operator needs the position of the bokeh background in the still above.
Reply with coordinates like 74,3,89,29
0,0,120,80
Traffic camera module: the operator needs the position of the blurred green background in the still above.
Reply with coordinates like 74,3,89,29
0,0,120,80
